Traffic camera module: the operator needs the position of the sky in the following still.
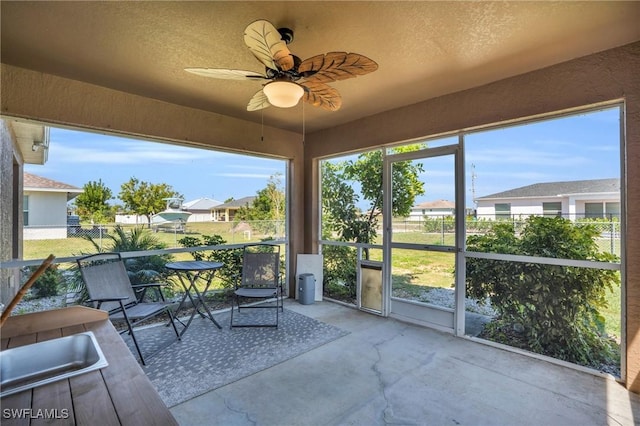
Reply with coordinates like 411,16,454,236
25,105,621,209
25,129,287,205
329,105,621,208
464,105,621,206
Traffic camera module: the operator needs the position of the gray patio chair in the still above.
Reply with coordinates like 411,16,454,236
77,252,180,365
230,244,284,328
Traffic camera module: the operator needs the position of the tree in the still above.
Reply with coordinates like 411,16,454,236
74,179,113,222
119,177,181,227
178,234,243,290
235,173,285,235
321,147,425,300
466,216,620,366
323,147,425,244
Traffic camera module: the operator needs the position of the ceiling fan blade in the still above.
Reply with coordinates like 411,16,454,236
244,20,294,71
299,52,378,83
300,80,342,111
247,89,270,111
184,68,267,80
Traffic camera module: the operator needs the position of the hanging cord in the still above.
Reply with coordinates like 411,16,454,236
302,99,306,145
261,108,264,142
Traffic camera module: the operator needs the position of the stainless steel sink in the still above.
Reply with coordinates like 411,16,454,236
1,331,108,397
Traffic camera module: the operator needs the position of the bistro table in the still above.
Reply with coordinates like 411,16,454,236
165,260,223,336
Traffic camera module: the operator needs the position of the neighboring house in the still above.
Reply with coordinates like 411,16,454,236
23,172,83,240
408,200,455,220
211,197,255,222
475,178,620,221
183,197,222,222
115,197,224,225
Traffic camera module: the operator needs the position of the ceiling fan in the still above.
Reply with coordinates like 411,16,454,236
185,19,378,111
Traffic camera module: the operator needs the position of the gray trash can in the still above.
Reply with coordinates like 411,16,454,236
298,273,315,305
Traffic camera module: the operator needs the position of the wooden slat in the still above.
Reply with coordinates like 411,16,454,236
61,324,120,425
70,370,121,425
0,395,32,426
2,333,37,426
31,328,75,426
87,322,178,426
30,381,76,425
1,306,107,338
4,332,37,346
0,309,177,426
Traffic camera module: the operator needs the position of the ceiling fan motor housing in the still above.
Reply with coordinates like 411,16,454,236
278,27,294,44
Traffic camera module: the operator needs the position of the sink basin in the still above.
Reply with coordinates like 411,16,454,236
1,331,108,397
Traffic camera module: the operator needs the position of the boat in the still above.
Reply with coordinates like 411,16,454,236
151,198,191,232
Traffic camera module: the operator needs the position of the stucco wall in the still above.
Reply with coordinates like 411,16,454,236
305,41,640,392
24,191,68,226
0,122,14,257
0,64,305,298
1,41,638,392
0,121,22,306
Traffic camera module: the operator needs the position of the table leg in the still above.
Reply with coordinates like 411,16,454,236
169,272,202,336
168,274,189,327
189,271,222,329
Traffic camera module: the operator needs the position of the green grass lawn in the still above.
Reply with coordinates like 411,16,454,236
23,222,277,261
22,222,281,301
24,237,99,260
602,278,622,341
328,229,622,341
24,225,622,342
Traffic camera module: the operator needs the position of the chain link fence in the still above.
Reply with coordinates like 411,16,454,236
22,220,286,257
390,215,621,256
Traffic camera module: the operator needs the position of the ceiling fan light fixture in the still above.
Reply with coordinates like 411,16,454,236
263,81,304,108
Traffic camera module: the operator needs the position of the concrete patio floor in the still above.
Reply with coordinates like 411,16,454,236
170,300,640,425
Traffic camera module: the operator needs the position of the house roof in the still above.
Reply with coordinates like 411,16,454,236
24,172,82,191
476,178,620,200
213,197,256,209
183,197,222,211
413,200,455,209
23,172,83,201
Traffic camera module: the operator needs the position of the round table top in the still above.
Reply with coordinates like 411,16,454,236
165,260,224,271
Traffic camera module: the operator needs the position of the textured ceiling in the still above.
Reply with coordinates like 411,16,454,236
2,1,639,133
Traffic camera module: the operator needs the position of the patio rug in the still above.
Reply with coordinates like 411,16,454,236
123,308,349,407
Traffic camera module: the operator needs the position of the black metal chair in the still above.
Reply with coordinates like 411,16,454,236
77,252,180,365
230,244,284,328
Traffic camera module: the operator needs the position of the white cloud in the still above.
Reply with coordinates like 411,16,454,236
215,173,273,179
469,147,590,167
228,164,283,172
50,143,204,165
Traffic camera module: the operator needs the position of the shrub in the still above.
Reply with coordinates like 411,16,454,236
423,216,455,233
322,245,357,303
24,264,62,298
178,234,243,289
466,216,620,367
68,225,174,304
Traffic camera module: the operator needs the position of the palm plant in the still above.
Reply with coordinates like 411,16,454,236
67,225,174,304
